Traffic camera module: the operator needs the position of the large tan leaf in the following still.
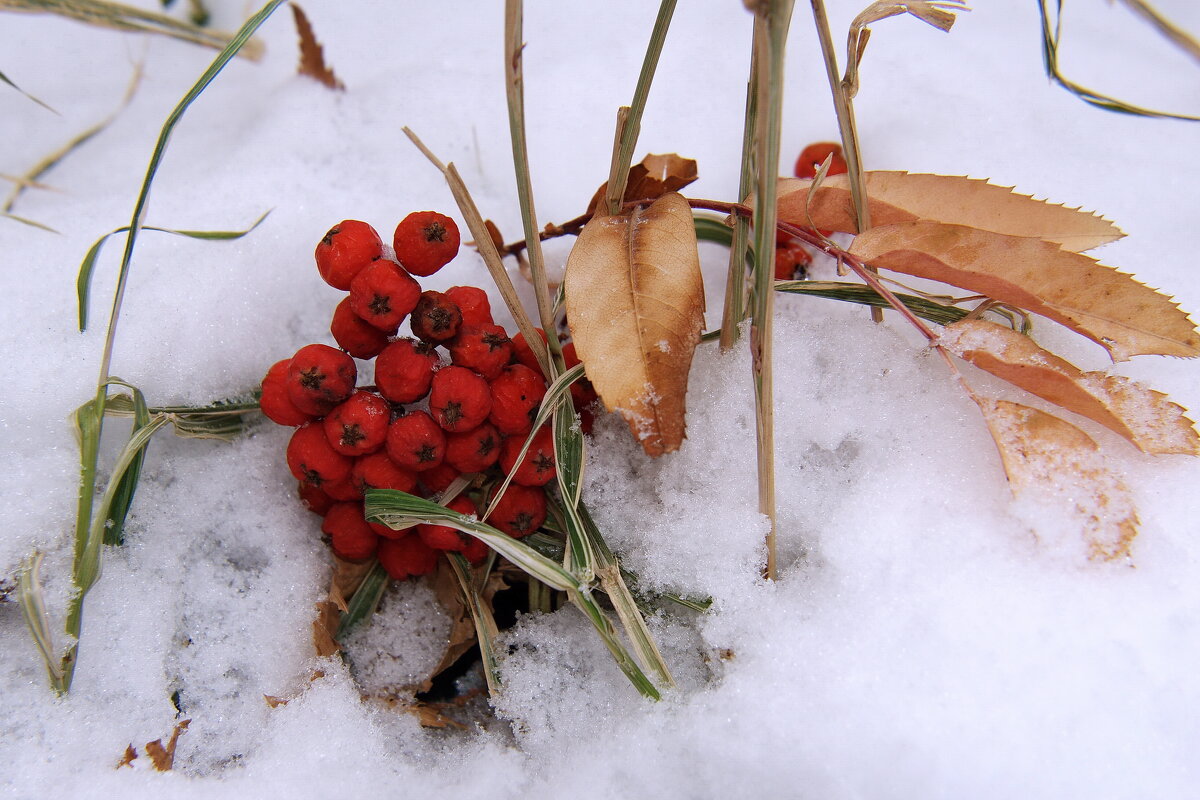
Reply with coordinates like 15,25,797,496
564,192,705,457
777,172,1124,251
976,399,1139,561
941,319,1200,455
849,221,1200,361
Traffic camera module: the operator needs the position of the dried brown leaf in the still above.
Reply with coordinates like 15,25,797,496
849,221,1200,361
143,720,191,772
424,559,507,691
329,555,374,613
587,153,698,216
291,4,344,90
312,600,340,658
777,172,1124,251
564,192,705,456
116,745,138,769
975,399,1139,560
942,319,1200,454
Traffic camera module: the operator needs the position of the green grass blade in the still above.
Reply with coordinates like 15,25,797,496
694,214,735,247
568,589,660,700
446,553,502,696
364,489,582,592
77,211,271,331
100,379,151,546
106,393,262,440
775,280,973,325
0,66,57,113
334,561,389,640
17,552,65,690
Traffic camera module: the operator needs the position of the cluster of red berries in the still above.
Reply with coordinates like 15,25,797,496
261,212,594,582
774,141,850,281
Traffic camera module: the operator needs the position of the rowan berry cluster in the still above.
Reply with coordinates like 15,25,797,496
261,211,593,581
774,141,850,281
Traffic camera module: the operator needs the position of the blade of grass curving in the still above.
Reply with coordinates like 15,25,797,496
0,66,58,113
403,127,552,377
17,552,65,690
552,401,594,583
694,214,735,247
1038,0,1200,121
504,0,563,371
1117,0,1200,64
568,589,660,700
604,0,678,215
78,211,271,331
101,379,150,546
775,280,973,325
719,60,758,351
365,489,581,592
334,561,388,640
105,393,261,440
446,553,501,696
0,0,265,60
3,212,58,232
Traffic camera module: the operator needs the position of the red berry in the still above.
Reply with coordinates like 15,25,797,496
316,220,383,290
386,410,446,472
331,297,390,359
794,141,848,180
445,285,493,327
416,495,476,552
419,463,461,496
448,323,513,380
487,484,546,538
499,426,556,487
511,328,548,378
462,537,489,565
286,344,357,416
374,338,439,404
349,259,421,332
774,242,812,281
378,535,439,580
323,391,390,456
430,366,492,433
444,422,501,474
322,502,379,561
323,473,363,501
410,291,463,343
287,423,352,487
261,359,314,427
489,364,547,436
561,342,598,411
351,452,417,495
394,211,460,277
297,481,334,515
368,519,410,541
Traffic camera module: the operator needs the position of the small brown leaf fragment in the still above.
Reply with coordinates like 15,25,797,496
564,192,706,457
941,319,1200,454
587,154,699,216
291,4,344,91
263,694,288,709
976,398,1139,560
849,221,1200,361
329,555,374,613
777,172,1124,251
116,745,138,769
312,600,341,658
144,720,191,772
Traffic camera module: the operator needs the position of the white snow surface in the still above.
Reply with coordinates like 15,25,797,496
3,1,1200,797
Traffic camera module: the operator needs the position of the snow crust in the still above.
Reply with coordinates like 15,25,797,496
2,1,1200,798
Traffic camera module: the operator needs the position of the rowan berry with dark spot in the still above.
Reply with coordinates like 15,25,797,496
321,502,379,561
445,285,493,327
774,241,812,281
316,220,382,290
511,328,548,378
561,342,598,411
297,481,334,515
444,422,500,474
393,211,460,277
499,426,556,487
794,141,848,180
330,297,390,359
487,484,546,539
349,258,421,331
374,338,439,404
416,495,476,552
351,451,417,496
261,359,314,427
410,290,462,343
385,410,446,472
378,535,439,580
430,365,492,433
323,391,390,456
488,363,546,436
448,323,513,380
286,343,357,416
287,423,353,488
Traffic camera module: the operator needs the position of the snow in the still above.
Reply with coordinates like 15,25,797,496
3,0,1200,798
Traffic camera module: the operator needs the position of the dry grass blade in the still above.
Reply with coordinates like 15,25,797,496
940,319,1200,455
143,719,191,771
0,0,265,60
776,172,1124,252
447,554,501,696
291,3,343,90
1117,0,1200,64
843,1,967,96
17,552,63,686
848,220,1200,361
0,65,57,112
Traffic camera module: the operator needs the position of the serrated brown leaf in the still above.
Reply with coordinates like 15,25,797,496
777,172,1124,251
143,720,191,772
976,399,1139,560
848,221,1200,361
292,4,344,91
942,319,1200,454
564,192,705,457
587,154,698,216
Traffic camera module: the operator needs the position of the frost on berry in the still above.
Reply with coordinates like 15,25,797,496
449,323,513,380
430,365,492,432
444,422,501,473
323,391,390,456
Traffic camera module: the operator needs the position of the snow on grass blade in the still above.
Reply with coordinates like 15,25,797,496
364,489,581,593
17,552,64,689
76,211,271,331
105,393,261,441
335,562,388,640
447,553,502,696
